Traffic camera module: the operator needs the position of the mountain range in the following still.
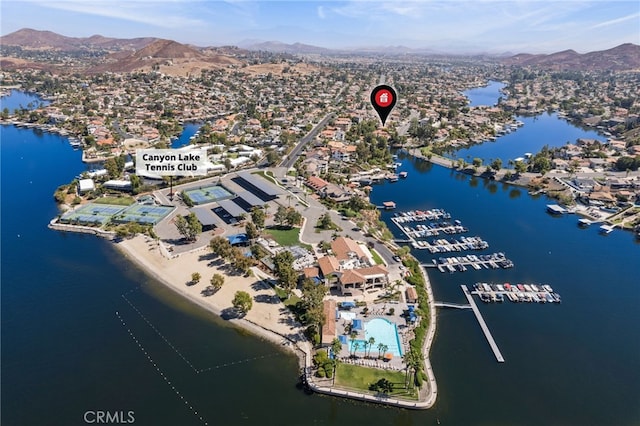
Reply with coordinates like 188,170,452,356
1,28,639,72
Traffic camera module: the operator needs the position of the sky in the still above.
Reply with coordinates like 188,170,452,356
1,0,639,54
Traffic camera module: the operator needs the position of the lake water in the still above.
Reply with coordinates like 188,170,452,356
171,122,201,148
457,81,607,166
2,91,639,425
451,112,607,166
463,80,505,107
1,89,49,113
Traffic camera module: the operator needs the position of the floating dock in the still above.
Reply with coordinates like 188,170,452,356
412,236,489,253
461,285,505,363
433,253,514,273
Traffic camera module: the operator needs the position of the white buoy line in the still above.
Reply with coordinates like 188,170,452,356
120,288,280,375
115,310,209,425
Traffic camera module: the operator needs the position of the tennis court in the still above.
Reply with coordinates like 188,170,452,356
60,204,126,225
112,204,174,225
183,185,234,205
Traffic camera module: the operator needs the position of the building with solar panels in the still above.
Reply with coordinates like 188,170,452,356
231,172,284,202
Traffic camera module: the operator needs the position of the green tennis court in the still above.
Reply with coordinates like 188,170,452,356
112,204,174,224
60,204,126,225
183,185,234,205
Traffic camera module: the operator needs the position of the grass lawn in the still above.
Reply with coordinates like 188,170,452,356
265,227,311,250
370,249,384,265
93,196,135,206
334,363,418,400
273,285,301,308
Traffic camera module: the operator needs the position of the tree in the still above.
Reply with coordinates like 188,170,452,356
403,348,421,389
209,236,232,258
379,344,388,359
245,221,259,241
362,340,369,358
317,213,333,230
273,250,297,294
250,207,266,229
514,160,528,175
210,273,224,291
175,213,201,242
367,337,376,358
191,272,201,284
232,291,253,315
490,158,503,173
266,150,279,165
274,205,288,227
349,331,358,357
104,157,121,179
285,208,303,227
472,157,483,170
330,338,343,359
369,378,394,394
232,249,253,274
224,157,233,173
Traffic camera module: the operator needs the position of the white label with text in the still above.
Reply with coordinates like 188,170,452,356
136,149,207,176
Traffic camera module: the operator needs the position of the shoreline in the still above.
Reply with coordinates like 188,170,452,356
114,235,310,356
112,230,440,409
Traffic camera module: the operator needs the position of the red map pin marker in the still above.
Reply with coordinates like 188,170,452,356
370,85,397,126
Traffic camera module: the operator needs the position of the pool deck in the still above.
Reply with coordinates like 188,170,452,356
306,265,438,409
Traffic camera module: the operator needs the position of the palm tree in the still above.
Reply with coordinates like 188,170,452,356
349,331,358,357
377,343,384,359
403,350,417,388
380,344,388,360
362,340,369,359
353,342,361,358
331,338,342,359
368,337,375,358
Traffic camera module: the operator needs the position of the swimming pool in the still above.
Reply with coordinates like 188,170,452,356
348,317,403,357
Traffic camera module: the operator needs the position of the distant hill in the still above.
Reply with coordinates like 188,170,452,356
0,28,156,51
239,40,330,55
87,39,241,74
0,29,242,75
504,43,640,71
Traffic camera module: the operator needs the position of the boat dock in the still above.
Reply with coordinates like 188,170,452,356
461,285,505,363
471,283,561,303
433,253,514,273
412,236,489,253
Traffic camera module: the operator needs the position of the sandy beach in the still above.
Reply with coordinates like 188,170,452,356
115,233,438,408
116,235,311,361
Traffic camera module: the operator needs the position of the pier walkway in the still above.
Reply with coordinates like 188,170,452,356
461,285,505,363
433,302,471,309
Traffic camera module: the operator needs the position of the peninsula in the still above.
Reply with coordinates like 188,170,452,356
2,29,640,408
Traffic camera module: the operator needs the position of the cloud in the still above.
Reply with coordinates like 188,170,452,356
21,0,206,29
317,5,326,19
591,12,640,29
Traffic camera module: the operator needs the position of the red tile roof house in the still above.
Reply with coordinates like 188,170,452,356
316,237,389,295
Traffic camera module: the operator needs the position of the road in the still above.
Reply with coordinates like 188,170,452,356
280,112,335,170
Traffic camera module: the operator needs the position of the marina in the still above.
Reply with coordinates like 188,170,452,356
471,283,562,304
390,208,514,272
